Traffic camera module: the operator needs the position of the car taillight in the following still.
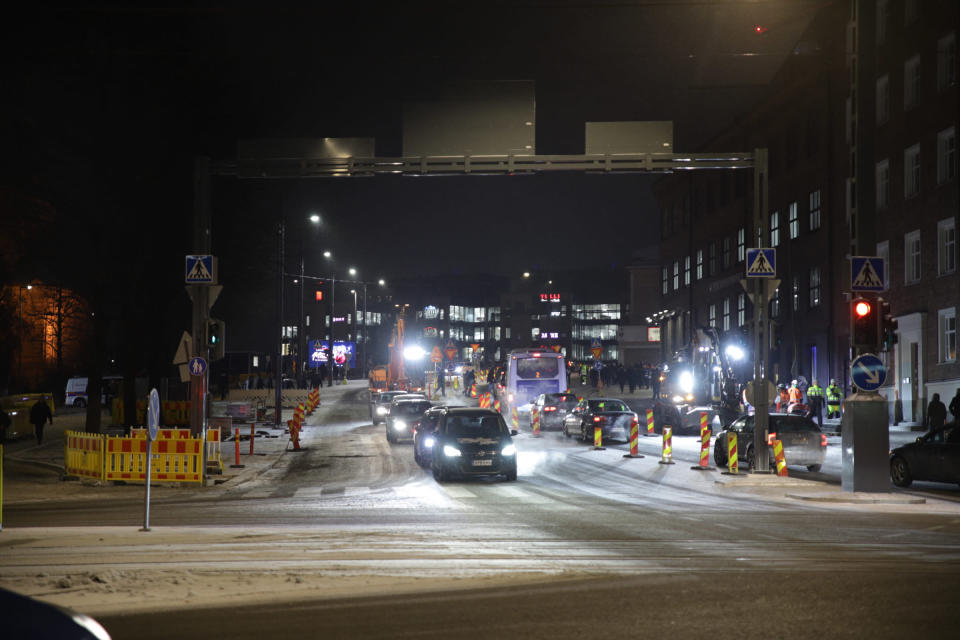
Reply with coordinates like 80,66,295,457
766,432,777,445
821,434,828,447
593,416,604,423
543,406,557,412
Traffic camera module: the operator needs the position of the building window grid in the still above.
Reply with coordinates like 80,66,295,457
684,255,691,286
809,189,822,230
737,293,746,327
662,266,668,295
876,160,890,208
940,308,957,363
709,304,717,328
939,32,956,90
770,211,780,247
905,55,921,109
737,227,745,263
792,276,800,312
938,126,956,184
709,242,717,275
809,267,822,308
696,250,704,280
904,144,921,198
876,74,889,124
905,230,922,283
788,202,799,239
722,237,732,269
939,218,957,275
722,298,730,331
876,0,888,45
770,287,781,319
673,261,679,291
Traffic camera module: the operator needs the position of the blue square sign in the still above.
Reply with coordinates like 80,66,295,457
850,256,885,292
745,248,776,277
185,255,214,283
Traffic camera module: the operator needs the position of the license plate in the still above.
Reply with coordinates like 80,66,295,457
472,459,493,466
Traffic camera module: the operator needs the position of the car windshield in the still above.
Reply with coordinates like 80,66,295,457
394,401,431,416
445,414,508,437
547,393,578,405
516,357,559,379
589,400,628,412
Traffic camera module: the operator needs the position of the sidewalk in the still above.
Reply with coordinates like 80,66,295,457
0,381,368,506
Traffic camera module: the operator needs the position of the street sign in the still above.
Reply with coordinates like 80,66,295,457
470,343,480,352
188,356,207,377
745,248,776,277
445,341,457,361
430,346,443,363
851,256,885,292
185,255,214,283
745,379,777,407
590,338,603,360
850,353,886,391
741,278,780,306
147,388,160,440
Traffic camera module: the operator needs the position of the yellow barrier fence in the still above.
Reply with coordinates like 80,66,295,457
65,429,205,484
64,431,105,480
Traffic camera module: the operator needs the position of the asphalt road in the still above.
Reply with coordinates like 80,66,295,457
5,386,960,638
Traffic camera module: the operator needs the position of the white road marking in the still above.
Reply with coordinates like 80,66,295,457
344,486,370,497
293,487,325,498
439,485,478,499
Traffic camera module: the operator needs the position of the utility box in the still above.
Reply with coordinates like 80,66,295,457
841,392,890,492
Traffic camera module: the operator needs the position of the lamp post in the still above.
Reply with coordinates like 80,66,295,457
18,284,32,389
350,289,358,377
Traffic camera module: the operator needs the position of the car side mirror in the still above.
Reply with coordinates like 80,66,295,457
511,429,519,436
916,437,923,443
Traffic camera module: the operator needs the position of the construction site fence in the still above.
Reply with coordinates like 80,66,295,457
64,428,220,484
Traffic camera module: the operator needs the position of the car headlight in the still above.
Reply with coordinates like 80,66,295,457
679,371,694,394
424,436,435,448
392,420,407,431
443,445,461,457
376,406,388,415
501,444,517,456
672,395,685,404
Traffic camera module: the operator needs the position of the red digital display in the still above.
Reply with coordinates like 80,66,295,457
539,293,561,302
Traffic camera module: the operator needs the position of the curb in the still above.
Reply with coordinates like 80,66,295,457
785,491,926,504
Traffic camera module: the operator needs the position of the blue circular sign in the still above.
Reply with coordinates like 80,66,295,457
188,356,207,377
147,388,161,439
850,354,886,391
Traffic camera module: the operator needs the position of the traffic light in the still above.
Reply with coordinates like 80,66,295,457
879,298,898,351
315,290,323,301
208,318,225,361
851,297,878,350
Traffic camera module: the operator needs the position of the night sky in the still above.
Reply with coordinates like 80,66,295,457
3,1,820,355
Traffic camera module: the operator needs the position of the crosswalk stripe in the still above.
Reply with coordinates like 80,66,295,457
293,487,324,498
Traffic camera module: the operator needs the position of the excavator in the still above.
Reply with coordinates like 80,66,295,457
385,311,409,391
652,327,742,434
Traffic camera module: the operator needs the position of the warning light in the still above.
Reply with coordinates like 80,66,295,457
851,297,879,349
854,300,871,317
754,24,768,34
315,290,323,301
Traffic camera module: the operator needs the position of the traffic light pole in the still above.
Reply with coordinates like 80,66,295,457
190,157,211,438
751,148,771,473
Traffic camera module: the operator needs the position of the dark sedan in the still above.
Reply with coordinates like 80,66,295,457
714,413,827,472
531,392,580,430
413,406,447,467
562,398,638,443
890,428,960,487
431,408,518,482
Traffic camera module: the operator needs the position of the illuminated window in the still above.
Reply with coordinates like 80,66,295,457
788,202,799,239
876,159,890,208
696,250,704,280
770,211,780,247
904,144,921,198
939,307,957,362
737,227,745,263
809,189,821,231
809,267,821,308
938,126,956,184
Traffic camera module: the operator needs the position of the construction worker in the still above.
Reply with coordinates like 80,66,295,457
826,379,843,419
788,380,803,405
776,383,789,412
807,379,825,427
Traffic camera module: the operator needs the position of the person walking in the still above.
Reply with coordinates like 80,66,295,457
926,393,948,442
29,395,53,446
438,367,446,397
826,379,843,419
949,388,960,425
806,379,825,428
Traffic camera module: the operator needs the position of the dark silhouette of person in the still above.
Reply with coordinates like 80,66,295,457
29,396,53,446
926,393,948,443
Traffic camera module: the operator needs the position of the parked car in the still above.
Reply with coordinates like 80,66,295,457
530,392,580,430
1,586,112,639
431,408,518,482
386,398,433,443
64,375,122,408
713,413,827,472
562,397,638,443
413,406,447,467
890,427,960,487
370,390,409,424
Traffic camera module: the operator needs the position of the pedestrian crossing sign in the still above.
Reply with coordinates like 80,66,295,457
850,256,885,292
185,255,215,283
745,248,776,278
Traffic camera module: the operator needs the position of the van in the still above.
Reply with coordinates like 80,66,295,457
65,376,122,408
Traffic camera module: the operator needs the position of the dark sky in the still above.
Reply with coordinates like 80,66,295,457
2,1,821,352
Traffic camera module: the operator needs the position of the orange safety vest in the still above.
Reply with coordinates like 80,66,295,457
788,386,803,403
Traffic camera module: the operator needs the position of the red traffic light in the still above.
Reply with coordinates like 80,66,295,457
854,300,872,318
315,290,323,301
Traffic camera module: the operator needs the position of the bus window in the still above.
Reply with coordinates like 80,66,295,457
516,357,559,379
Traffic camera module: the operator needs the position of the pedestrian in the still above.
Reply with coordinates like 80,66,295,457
926,393,948,442
775,384,788,412
617,366,626,394
438,367,446,397
806,378,825,428
826,379,843,419
949,388,960,425
29,395,53,446
651,369,661,399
